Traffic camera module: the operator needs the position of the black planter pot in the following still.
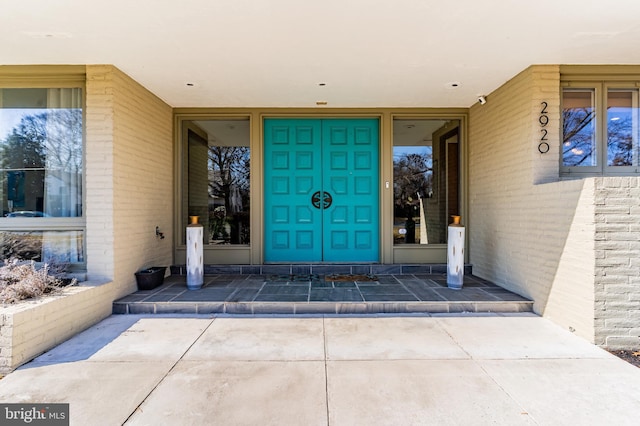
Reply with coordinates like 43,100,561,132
135,266,166,290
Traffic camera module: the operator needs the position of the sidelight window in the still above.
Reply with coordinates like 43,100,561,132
393,119,460,245
182,119,250,245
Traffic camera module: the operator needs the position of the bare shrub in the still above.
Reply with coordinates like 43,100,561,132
0,232,43,262
0,259,77,304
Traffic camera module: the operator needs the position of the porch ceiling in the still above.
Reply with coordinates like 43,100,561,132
2,1,640,108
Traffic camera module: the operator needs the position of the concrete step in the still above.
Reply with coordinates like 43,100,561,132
114,273,533,316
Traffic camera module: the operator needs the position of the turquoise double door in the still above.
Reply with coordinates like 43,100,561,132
264,118,379,262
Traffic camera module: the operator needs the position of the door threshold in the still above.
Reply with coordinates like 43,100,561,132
170,263,472,276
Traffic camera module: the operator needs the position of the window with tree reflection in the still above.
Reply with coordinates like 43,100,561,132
607,90,638,167
0,87,84,265
393,119,459,245
562,90,596,167
0,88,82,218
562,86,639,174
207,145,250,244
184,119,250,245
394,146,433,244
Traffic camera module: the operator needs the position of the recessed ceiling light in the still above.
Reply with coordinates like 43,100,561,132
23,31,72,39
318,83,327,86
316,101,328,105
445,82,461,89
186,83,196,87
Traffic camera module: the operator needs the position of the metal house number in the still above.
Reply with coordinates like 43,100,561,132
538,101,550,154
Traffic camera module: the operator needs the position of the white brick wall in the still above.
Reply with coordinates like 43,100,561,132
542,179,595,339
0,283,115,374
86,66,173,298
470,66,640,347
468,65,597,342
2,65,174,373
85,67,116,282
594,177,640,348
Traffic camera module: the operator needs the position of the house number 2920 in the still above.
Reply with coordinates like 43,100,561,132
538,101,550,154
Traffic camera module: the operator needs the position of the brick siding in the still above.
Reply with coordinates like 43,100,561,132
469,65,640,348
594,177,640,348
468,65,597,342
86,65,173,298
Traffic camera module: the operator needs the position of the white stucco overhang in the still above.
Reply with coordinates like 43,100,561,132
1,1,640,108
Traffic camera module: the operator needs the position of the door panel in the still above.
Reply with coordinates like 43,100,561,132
264,119,322,261
264,118,378,262
321,120,379,261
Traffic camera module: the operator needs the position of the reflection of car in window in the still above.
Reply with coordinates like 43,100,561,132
5,211,49,217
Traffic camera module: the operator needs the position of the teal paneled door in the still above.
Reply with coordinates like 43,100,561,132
264,118,379,262
321,119,379,262
264,119,323,261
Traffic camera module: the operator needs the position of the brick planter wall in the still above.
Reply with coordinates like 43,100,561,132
0,283,113,374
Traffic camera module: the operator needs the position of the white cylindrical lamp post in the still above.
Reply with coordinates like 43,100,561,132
186,215,204,290
447,215,465,290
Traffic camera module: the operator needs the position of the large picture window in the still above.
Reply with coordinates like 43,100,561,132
0,87,84,265
562,84,640,175
0,88,83,218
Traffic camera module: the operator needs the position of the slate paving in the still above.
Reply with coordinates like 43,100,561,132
114,273,533,315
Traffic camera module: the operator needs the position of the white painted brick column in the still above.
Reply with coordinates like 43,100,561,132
594,177,640,349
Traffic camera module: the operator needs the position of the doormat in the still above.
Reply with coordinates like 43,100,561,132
325,274,378,282
266,274,321,282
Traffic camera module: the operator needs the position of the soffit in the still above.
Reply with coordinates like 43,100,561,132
1,1,640,108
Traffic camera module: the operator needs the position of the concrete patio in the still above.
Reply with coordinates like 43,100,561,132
1,314,639,425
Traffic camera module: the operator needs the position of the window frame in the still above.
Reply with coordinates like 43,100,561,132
180,117,252,247
604,85,639,174
0,77,86,270
561,81,640,176
391,117,461,246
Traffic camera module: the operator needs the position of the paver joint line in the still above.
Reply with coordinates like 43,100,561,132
120,318,216,424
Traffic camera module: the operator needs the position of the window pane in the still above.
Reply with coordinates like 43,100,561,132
562,90,596,167
1,88,83,218
0,230,84,264
393,119,459,245
184,120,250,245
607,90,638,167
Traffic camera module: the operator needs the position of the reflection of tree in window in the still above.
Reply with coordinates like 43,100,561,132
394,152,433,203
563,89,639,169
393,150,432,243
562,105,596,166
208,146,250,244
1,117,46,207
607,91,635,167
1,110,82,216
608,113,633,166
